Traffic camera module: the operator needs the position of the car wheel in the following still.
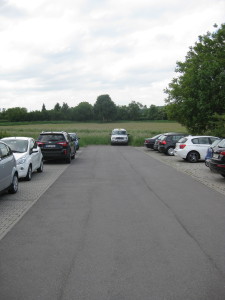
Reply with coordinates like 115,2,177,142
71,152,75,159
8,173,18,194
66,152,71,164
205,160,209,167
25,165,32,181
187,151,199,163
37,160,44,173
166,147,174,156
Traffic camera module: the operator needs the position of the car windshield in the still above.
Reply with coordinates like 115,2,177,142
38,134,65,142
217,139,225,148
112,130,127,135
211,139,221,147
3,139,28,153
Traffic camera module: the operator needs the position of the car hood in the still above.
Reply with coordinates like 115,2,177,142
13,152,27,160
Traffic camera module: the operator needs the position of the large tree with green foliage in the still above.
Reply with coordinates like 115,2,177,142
72,102,93,121
164,24,225,134
93,94,117,122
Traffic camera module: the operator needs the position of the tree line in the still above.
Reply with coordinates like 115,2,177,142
0,97,167,122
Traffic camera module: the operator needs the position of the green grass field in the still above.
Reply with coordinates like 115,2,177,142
0,121,187,147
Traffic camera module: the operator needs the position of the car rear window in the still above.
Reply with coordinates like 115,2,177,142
217,139,225,148
38,134,65,142
178,137,188,143
192,137,209,144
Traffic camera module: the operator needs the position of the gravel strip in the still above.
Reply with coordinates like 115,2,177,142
0,162,70,240
139,147,225,196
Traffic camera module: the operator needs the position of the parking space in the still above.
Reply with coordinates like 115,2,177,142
140,147,225,196
1,147,224,241
0,162,70,240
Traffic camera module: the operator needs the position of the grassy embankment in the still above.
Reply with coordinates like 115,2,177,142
0,121,187,147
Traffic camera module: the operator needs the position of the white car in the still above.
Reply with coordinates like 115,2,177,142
110,128,129,145
0,141,18,194
1,137,43,180
174,135,219,162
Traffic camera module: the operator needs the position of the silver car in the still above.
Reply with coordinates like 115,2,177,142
0,141,18,194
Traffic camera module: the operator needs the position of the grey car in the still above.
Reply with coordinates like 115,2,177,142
0,141,18,194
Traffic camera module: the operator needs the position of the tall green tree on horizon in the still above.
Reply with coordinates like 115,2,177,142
93,94,117,122
164,23,225,134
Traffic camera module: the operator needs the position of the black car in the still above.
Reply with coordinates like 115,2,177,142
158,132,188,156
144,134,162,149
37,131,76,163
209,139,225,177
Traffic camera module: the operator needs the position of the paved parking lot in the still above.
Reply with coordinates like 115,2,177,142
0,147,224,241
140,147,225,196
0,162,70,240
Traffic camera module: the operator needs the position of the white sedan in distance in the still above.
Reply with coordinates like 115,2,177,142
1,137,43,181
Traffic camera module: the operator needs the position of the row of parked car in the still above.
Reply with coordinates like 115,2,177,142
144,132,225,178
0,131,80,195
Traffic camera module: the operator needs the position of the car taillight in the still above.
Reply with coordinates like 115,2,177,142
161,141,167,145
37,142,44,146
57,142,68,146
220,151,225,156
180,144,186,149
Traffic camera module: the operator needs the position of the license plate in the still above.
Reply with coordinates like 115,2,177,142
46,145,56,148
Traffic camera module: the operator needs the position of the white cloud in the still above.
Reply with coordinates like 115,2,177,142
0,0,224,110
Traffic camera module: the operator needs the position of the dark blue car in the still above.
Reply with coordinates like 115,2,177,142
205,139,221,167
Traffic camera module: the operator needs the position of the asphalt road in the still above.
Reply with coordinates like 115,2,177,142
0,146,225,300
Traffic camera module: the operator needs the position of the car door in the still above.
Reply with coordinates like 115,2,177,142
30,139,40,171
0,143,14,190
196,137,211,158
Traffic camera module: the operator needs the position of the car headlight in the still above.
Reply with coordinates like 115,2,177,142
17,156,28,165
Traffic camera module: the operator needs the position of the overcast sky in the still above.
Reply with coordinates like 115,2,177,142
0,0,224,111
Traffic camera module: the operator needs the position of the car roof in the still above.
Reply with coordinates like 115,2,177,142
1,137,33,140
185,135,219,139
40,131,67,134
112,128,126,131
163,132,187,136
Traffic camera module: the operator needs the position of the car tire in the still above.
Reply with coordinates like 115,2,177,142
205,160,209,167
166,147,174,156
187,151,199,163
37,160,44,173
221,174,225,178
71,152,75,159
25,165,32,181
66,152,71,164
8,173,18,194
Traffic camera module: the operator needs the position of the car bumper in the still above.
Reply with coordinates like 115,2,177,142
111,140,128,144
144,143,153,149
16,165,28,178
174,149,187,159
209,161,225,175
41,149,69,160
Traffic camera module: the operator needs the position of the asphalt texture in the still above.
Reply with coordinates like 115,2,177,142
0,146,225,300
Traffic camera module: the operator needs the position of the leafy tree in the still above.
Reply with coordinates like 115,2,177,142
127,101,142,120
41,104,46,112
54,102,61,111
164,23,225,134
93,95,117,122
148,105,167,120
5,107,28,122
116,105,129,120
72,102,93,121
